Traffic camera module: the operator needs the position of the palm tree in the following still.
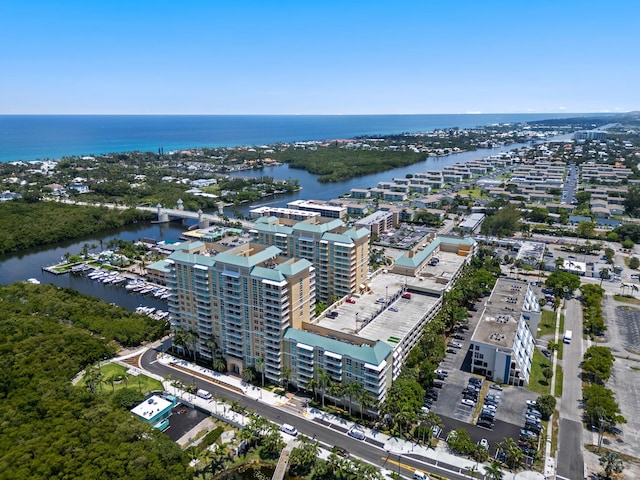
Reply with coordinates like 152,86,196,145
358,389,378,420
213,357,227,373
327,382,345,406
173,328,188,358
185,330,199,362
599,267,610,286
599,452,624,479
483,460,504,480
279,366,292,391
345,381,362,416
305,377,318,401
256,356,265,387
317,369,331,408
84,364,103,394
241,367,255,384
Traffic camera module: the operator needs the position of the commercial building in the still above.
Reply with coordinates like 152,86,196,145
250,216,370,303
131,395,178,430
355,210,397,236
287,199,346,219
469,278,540,386
166,241,315,383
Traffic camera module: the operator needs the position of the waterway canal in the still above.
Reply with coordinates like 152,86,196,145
0,222,190,312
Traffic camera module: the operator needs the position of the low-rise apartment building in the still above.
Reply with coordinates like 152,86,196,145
469,278,540,386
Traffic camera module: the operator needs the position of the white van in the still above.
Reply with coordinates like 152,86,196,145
413,471,429,480
280,423,298,436
196,389,212,400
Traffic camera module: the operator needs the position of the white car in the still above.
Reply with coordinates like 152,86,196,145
479,438,489,449
347,428,365,440
461,398,476,407
450,342,463,349
526,399,537,407
631,274,639,280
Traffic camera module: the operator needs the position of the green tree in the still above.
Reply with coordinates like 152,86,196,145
599,451,624,480
622,238,635,250
289,438,319,476
629,256,640,269
256,356,265,387
536,394,556,421
483,460,504,480
545,270,581,296
577,221,596,238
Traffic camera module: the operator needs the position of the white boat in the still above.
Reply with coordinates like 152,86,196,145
26,278,40,284
125,281,142,290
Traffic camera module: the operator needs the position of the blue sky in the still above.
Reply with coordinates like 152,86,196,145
1,0,638,114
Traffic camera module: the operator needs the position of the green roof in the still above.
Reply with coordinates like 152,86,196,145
147,259,171,273
284,328,392,366
168,250,216,267
213,245,281,268
293,218,344,235
276,258,313,277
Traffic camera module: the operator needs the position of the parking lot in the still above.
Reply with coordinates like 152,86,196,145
163,402,211,442
428,298,545,455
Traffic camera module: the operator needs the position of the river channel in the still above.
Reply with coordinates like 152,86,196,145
227,138,558,216
1,135,570,310
0,221,191,312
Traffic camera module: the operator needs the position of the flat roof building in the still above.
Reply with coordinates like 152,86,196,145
469,278,540,386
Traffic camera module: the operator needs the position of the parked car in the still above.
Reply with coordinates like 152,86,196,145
402,292,412,299
461,398,476,407
453,334,465,340
520,429,538,439
388,306,399,312
335,446,350,457
347,428,365,440
469,377,483,385
345,297,356,304
376,298,386,304
477,418,494,429
434,369,448,377
525,413,540,423
432,381,444,389
526,399,537,407
479,438,489,449
489,384,503,391
446,348,457,354
450,342,463,349
280,424,298,436
541,349,551,358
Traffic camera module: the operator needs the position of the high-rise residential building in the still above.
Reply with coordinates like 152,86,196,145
249,216,370,303
165,241,315,383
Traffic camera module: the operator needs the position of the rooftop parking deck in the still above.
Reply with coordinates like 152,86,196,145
316,272,441,348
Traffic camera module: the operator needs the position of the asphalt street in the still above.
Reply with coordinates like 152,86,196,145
556,298,584,480
139,343,474,480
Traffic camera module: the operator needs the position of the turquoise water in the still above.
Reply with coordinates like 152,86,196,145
0,113,593,162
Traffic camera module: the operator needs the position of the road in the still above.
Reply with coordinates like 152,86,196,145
556,298,584,480
139,342,475,480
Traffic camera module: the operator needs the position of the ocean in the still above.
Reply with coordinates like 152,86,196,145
0,113,593,163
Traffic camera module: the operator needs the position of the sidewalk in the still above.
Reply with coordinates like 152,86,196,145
305,407,544,480
132,349,546,479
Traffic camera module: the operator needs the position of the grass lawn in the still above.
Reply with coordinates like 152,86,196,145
456,188,488,199
613,294,640,304
81,362,163,394
554,365,564,398
538,310,564,338
528,350,553,396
